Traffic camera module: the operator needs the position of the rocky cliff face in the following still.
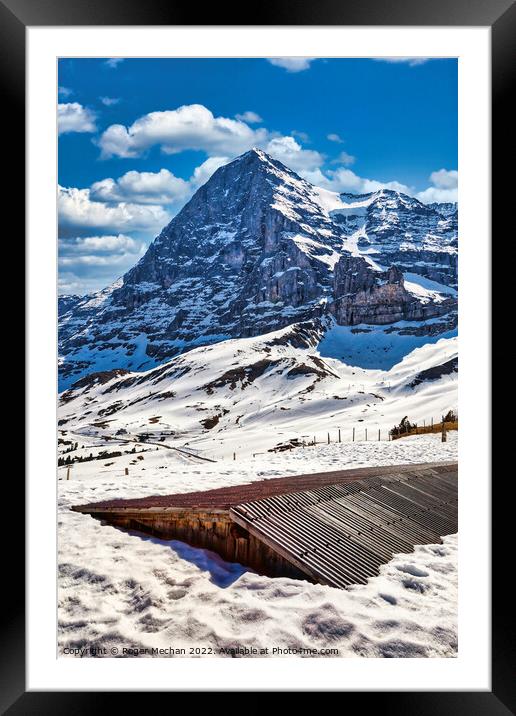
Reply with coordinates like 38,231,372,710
58,149,457,389
111,149,345,337
333,191,458,288
330,257,453,325
58,294,82,314
428,201,457,219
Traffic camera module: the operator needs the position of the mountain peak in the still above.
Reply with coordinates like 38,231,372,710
247,146,269,160
227,147,301,183
58,144,458,389
229,147,274,168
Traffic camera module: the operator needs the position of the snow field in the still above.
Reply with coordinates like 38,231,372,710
58,328,457,461
59,432,457,658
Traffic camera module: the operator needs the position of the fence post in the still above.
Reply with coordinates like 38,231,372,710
352,427,355,442
365,428,368,441
327,432,330,444
233,452,236,461
378,429,380,441
338,428,341,443
441,416,447,443
66,467,70,481
125,467,129,475
431,417,434,429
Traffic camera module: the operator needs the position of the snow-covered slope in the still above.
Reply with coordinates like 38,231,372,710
58,319,457,459
58,150,457,389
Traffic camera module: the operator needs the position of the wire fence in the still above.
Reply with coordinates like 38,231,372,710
249,415,459,459
390,419,458,441
61,413,458,467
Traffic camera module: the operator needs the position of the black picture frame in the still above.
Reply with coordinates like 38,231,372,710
4,0,512,710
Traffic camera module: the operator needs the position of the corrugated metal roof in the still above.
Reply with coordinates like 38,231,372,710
73,461,455,512
229,465,457,588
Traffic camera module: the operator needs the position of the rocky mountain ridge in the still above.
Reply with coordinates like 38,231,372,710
59,149,457,389
333,191,457,288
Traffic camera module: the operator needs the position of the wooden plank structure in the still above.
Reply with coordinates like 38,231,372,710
72,461,457,589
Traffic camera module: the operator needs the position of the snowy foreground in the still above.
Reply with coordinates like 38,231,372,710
59,432,458,658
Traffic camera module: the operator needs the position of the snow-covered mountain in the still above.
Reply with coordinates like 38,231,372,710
332,192,457,288
58,149,457,389
58,319,457,457
58,294,82,315
428,201,457,219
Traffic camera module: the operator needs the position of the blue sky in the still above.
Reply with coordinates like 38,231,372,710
58,57,457,294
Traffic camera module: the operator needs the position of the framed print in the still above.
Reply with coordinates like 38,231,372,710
4,0,512,709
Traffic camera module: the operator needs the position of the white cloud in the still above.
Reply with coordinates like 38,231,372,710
59,272,104,295
60,253,139,268
428,168,458,189
311,166,412,195
58,103,97,135
59,270,129,295
416,169,458,203
189,156,231,188
58,186,169,236
327,133,344,143
99,103,269,159
376,57,430,66
416,188,458,204
105,58,124,68
56,154,234,293
61,91,458,259
90,169,191,206
265,136,324,173
89,159,230,209
59,154,231,242
97,103,326,189
309,164,457,204
334,151,355,166
267,58,315,72
58,86,73,97
58,234,146,293
235,111,262,123
59,234,141,257
100,96,120,106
